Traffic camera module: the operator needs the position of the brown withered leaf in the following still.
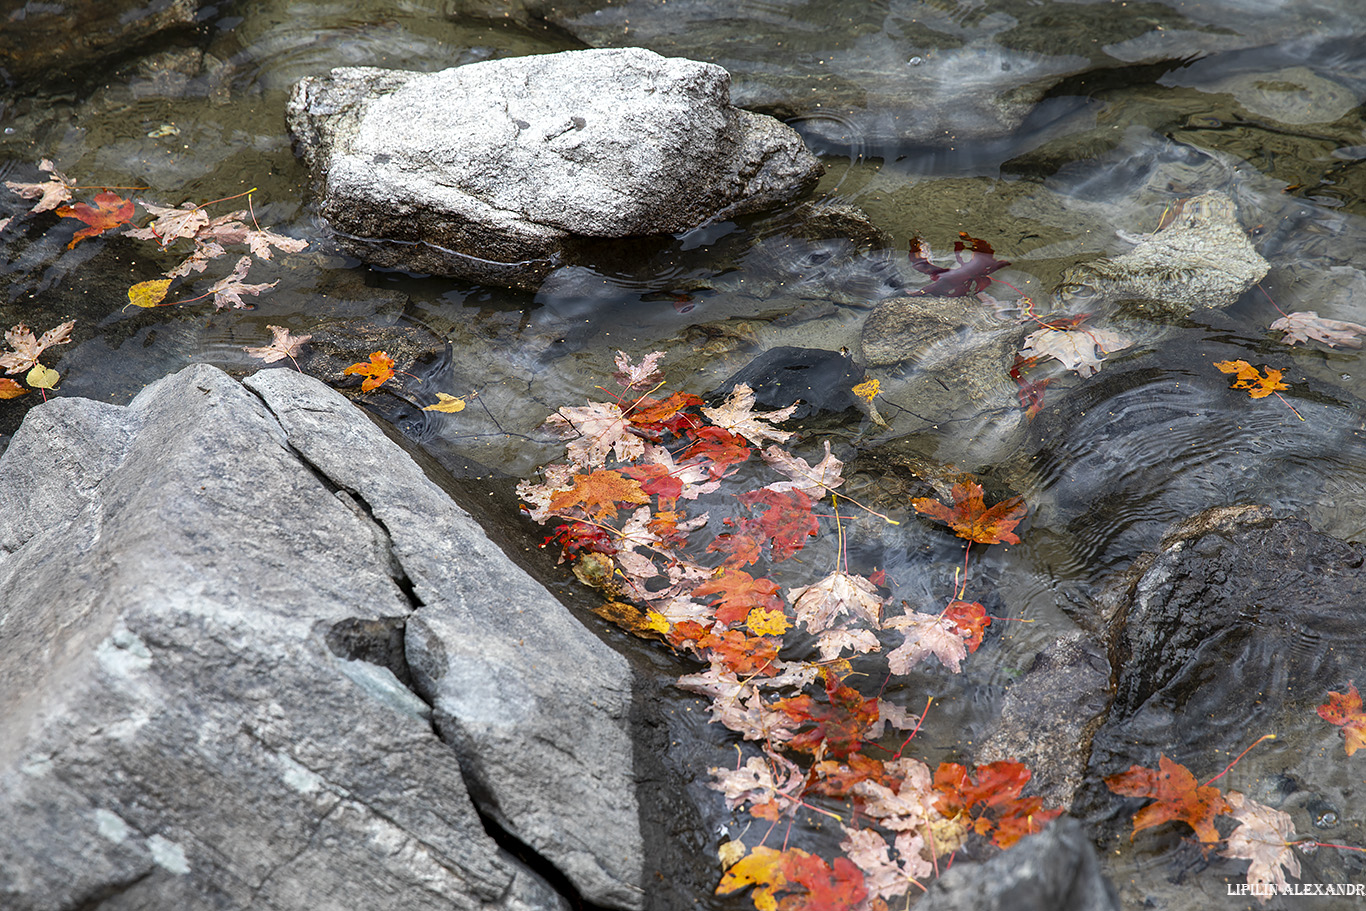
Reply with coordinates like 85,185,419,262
207,256,277,309
701,383,797,446
1270,310,1366,349
0,320,75,374
125,200,210,246
244,325,311,364
5,159,73,214
1221,791,1300,896
1019,323,1132,376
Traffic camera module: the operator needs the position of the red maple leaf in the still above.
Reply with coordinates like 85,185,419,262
706,529,765,568
934,760,1062,848
1317,682,1366,756
620,462,685,507
907,232,1010,297
1009,354,1052,418
808,754,889,799
545,520,616,561
693,569,784,626
696,627,781,677
911,481,1027,545
1104,754,1231,843
737,488,818,561
56,190,135,248
772,671,879,759
780,851,868,911
944,600,991,653
680,425,752,478
626,391,704,439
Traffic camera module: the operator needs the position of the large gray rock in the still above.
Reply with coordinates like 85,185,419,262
287,47,823,288
0,364,644,910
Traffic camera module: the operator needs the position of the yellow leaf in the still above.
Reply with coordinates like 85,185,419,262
26,364,58,389
852,378,881,401
716,845,795,910
423,392,466,413
127,278,172,308
746,606,791,636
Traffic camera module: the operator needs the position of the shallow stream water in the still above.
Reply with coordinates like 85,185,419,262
2,1,1365,909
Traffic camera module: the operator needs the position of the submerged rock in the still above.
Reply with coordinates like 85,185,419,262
286,48,822,288
1056,190,1269,319
915,817,1120,911
712,346,865,419
0,365,646,910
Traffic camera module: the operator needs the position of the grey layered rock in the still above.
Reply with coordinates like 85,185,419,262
1056,190,1270,319
914,817,1120,911
0,364,643,910
286,48,823,288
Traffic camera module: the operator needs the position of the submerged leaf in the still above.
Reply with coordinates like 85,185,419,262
422,392,467,413
244,325,311,364
56,191,135,248
1105,754,1230,843
1270,310,1366,348
1317,682,1366,756
911,481,1026,545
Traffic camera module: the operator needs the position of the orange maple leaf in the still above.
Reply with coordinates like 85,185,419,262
1215,359,1289,399
546,469,649,521
692,568,784,627
1317,682,1366,756
343,351,395,392
944,600,991,653
773,671,880,759
56,190,135,248
716,846,867,911
1104,754,1231,843
933,760,1063,848
911,481,1026,545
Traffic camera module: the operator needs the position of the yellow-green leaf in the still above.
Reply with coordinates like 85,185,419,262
128,279,172,309
26,364,59,389
423,392,467,413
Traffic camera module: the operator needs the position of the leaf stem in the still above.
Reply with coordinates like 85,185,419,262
1203,733,1275,787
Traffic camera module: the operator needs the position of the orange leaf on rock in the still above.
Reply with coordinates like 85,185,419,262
1317,682,1366,756
1104,754,1230,843
56,190,134,247
1215,359,1289,399
545,469,649,521
343,350,395,392
911,481,1026,545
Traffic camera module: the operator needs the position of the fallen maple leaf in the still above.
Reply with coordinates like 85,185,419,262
701,383,797,447
1215,359,1288,399
788,570,884,633
1317,682,1366,756
944,600,990,652
852,379,880,401
613,349,666,390
0,378,27,399
546,401,646,468
693,568,785,627
0,320,74,374
933,760,1062,848
773,671,880,758
343,350,396,393
908,232,1010,297
911,481,1026,545
735,488,819,561
760,441,844,498
5,159,73,214
56,190,135,248
207,255,278,309
127,278,173,309
423,393,467,413
883,605,967,673
244,325,311,364
546,469,650,521
840,826,932,898
125,200,210,246
1270,310,1366,349
1104,754,1230,843
1019,323,1132,376
1010,354,1052,418
1222,791,1301,898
